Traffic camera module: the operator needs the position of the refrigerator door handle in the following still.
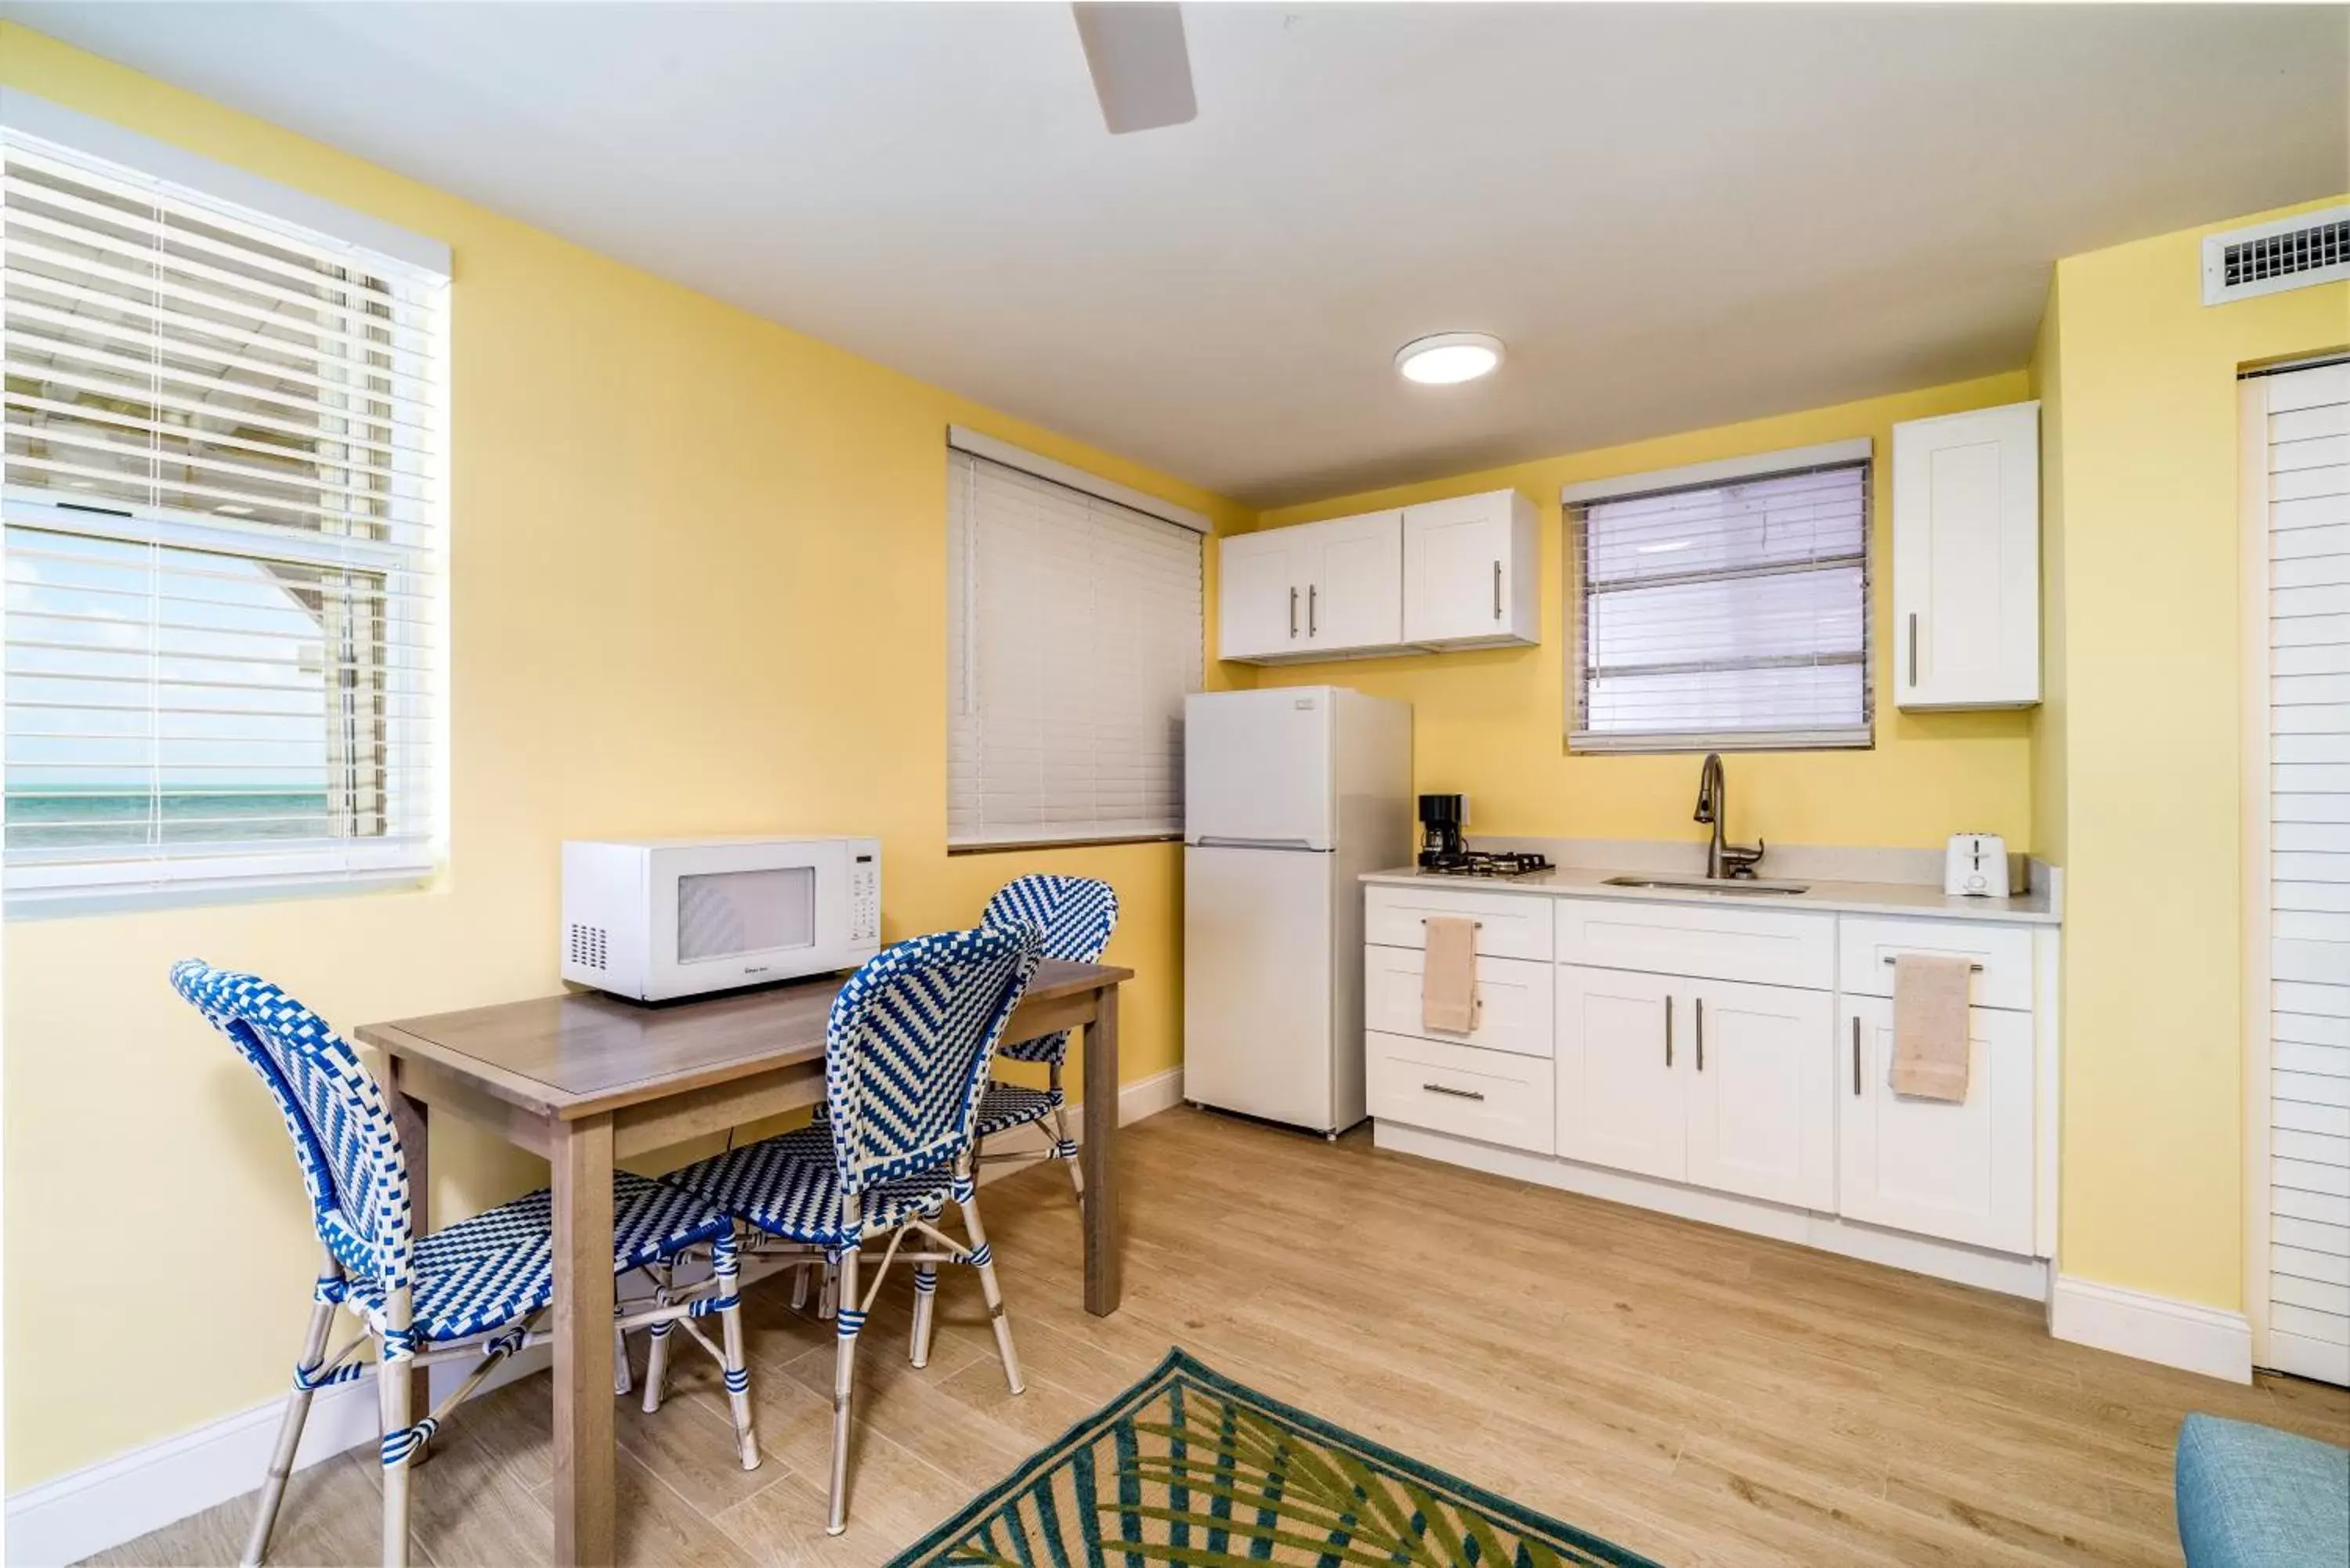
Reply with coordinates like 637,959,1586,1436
1191,835,1320,850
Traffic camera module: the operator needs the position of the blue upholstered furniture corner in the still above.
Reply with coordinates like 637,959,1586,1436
2175,1412,2349,1567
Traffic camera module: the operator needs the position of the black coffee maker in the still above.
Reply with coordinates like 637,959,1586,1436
1417,793,1469,867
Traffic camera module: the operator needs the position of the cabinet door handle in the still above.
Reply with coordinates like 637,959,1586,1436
1907,612,1918,688
1289,586,1299,638
1853,1016,1862,1096
1308,583,1318,637
1493,560,1502,620
1422,1082,1485,1102
1664,994,1673,1068
1695,996,1705,1072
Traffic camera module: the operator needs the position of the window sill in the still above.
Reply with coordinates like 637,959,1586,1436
5,865,437,921
949,833,1180,856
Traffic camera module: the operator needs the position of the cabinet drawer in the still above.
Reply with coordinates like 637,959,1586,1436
1366,1031,1554,1154
1365,884,1553,962
1553,898,1834,991
1365,947,1553,1058
1838,917,2034,1013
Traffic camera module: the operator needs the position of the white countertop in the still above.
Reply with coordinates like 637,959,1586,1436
1359,863,2061,926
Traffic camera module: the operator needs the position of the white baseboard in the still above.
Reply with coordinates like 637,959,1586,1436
2048,1274,2253,1384
1373,1121,2050,1300
3,1066,1184,1566
5,1344,550,1568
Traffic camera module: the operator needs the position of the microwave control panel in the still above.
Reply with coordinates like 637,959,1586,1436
850,853,880,943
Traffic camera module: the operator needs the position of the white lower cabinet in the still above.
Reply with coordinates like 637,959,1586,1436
1368,883,2054,1290
1555,966,1685,1181
1684,980,1835,1212
1365,945,1553,1059
1556,966,1833,1208
1366,1031,1555,1154
1837,996,2036,1255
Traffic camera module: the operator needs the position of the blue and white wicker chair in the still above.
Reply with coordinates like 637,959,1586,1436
972,875,1119,1205
170,961,760,1568
660,923,1043,1534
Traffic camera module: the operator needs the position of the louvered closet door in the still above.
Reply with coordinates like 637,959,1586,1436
2258,360,2350,1386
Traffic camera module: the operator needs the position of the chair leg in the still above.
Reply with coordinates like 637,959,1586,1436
711,1236,759,1470
957,1191,1023,1395
825,1246,863,1534
377,1324,414,1568
909,1266,936,1368
641,1321,673,1414
242,1290,339,1567
613,1321,634,1398
1050,1066,1085,1209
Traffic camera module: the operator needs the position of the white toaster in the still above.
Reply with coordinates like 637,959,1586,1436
1944,833,2010,898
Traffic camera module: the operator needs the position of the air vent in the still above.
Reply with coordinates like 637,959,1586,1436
2204,206,2350,305
568,922,608,972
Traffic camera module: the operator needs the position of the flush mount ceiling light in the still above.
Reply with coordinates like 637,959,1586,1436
1394,331,1506,385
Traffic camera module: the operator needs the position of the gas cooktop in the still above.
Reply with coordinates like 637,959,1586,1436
1417,850,1554,880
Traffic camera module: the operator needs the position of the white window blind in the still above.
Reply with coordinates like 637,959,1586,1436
1570,458,1873,752
947,448,1202,847
2,129,448,911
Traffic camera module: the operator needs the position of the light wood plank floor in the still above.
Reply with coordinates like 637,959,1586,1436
96,1107,2350,1566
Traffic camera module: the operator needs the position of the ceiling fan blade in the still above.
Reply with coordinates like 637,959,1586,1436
1072,2,1198,135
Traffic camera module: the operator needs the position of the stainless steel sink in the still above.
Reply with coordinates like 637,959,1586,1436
1600,875,1812,896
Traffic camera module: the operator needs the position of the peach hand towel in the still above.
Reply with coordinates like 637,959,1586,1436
1891,952,1971,1102
1421,916,1480,1035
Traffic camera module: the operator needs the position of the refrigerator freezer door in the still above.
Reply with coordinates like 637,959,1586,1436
1182,844,1336,1131
1184,688,1336,849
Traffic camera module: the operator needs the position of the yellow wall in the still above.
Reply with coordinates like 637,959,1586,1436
2035,197,2349,1310
1252,374,2038,853
0,25,1247,1487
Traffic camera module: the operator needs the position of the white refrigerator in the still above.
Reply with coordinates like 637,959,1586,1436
1183,687,1412,1136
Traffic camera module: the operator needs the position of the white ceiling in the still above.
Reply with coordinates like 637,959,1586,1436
9,2,2343,507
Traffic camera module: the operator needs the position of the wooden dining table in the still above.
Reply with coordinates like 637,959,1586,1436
355,956,1132,1566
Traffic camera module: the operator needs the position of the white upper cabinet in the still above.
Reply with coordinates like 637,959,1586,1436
1218,528,1313,660
1217,490,1536,663
1892,401,2041,709
1309,511,1406,653
1216,511,1401,662
1402,490,1540,648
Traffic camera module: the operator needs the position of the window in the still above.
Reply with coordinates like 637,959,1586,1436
946,434,1204,848
1567,444,1873,753
2,123,449,910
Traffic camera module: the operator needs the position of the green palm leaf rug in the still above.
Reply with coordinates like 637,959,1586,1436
891,1348,1661,1567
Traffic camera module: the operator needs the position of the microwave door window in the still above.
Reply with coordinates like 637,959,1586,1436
677,866,818,962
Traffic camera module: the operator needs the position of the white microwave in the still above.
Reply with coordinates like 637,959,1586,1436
560,836,881,1001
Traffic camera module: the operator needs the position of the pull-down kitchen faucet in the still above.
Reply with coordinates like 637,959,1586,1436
1693,752,1766,880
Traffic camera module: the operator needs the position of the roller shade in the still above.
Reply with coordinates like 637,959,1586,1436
1570,458,1874,752
947,447,1202,847
2,128,447,909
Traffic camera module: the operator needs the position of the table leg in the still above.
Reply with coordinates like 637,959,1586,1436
1080,984,1121,1316
551,1115,616,1566
388,1070,433,1451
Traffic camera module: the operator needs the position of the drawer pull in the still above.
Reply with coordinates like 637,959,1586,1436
1421,1082,1486,1102
1880,955,1984,971
1419,918,1483,928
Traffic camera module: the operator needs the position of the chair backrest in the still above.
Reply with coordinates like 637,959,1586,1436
171,960,413,1292
982,875,1117,1065
983,875,1119,964
822,923,1043,1197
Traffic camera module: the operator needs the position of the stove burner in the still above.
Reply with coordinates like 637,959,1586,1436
1419,850,1554,879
